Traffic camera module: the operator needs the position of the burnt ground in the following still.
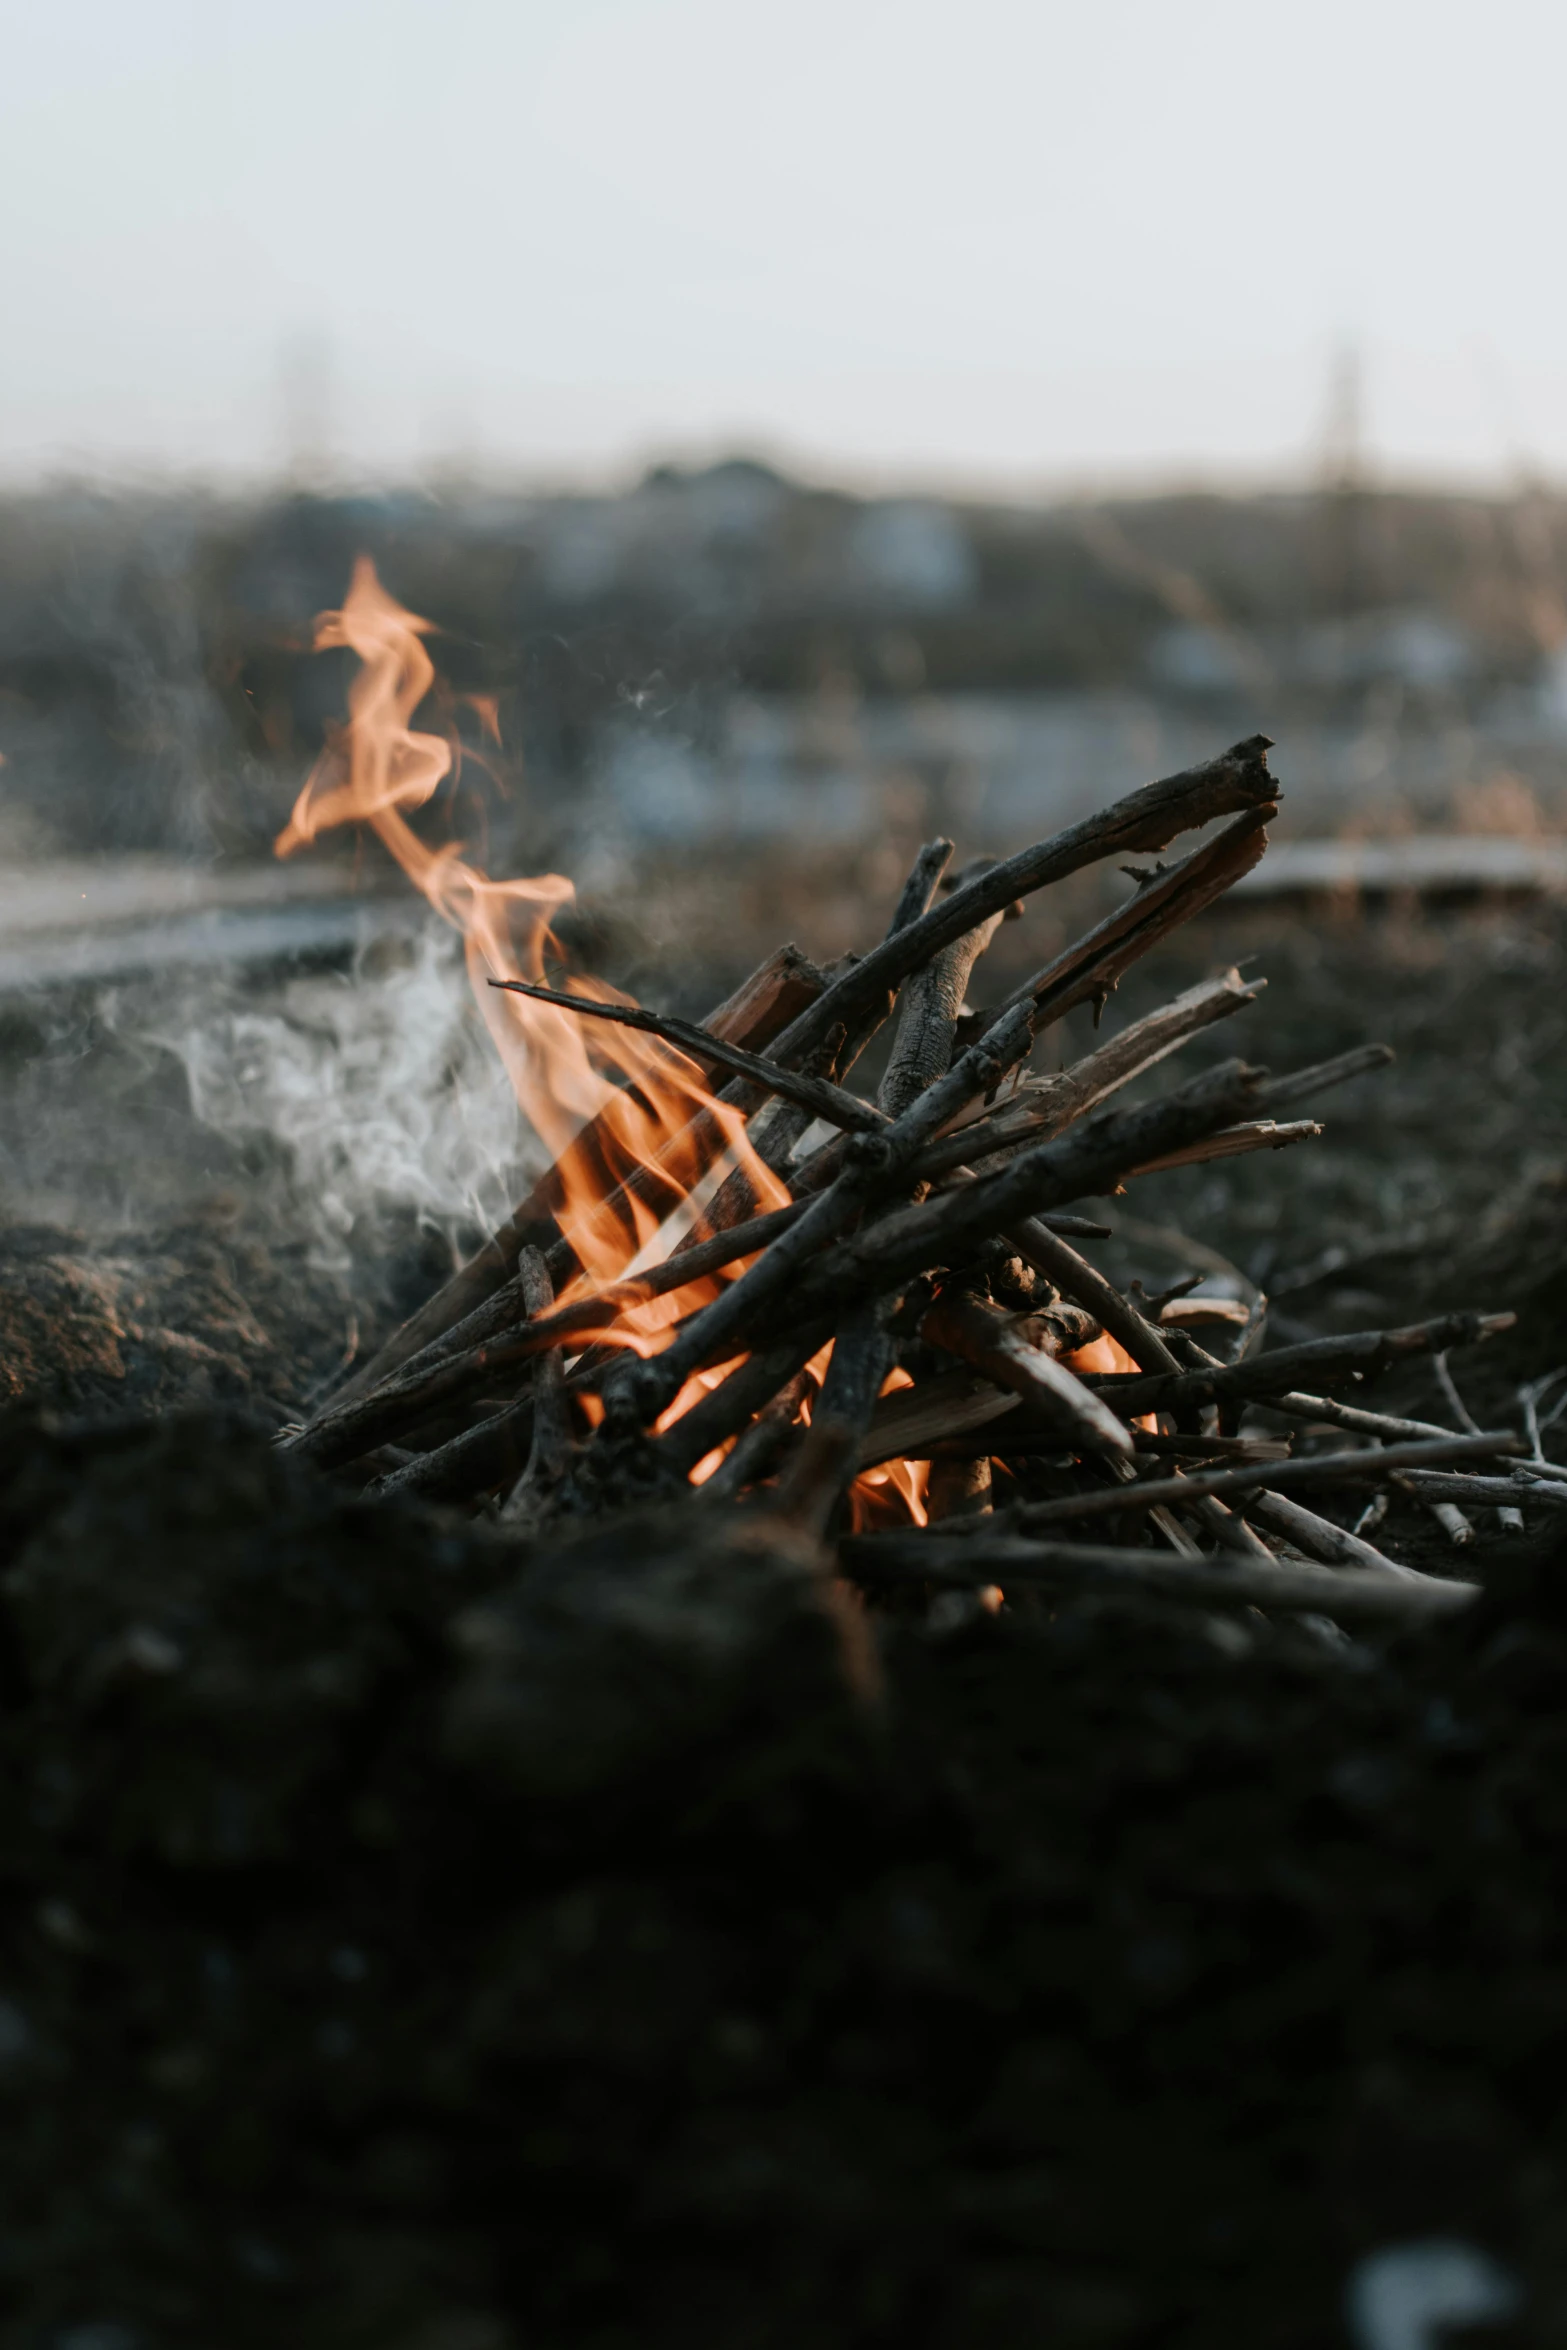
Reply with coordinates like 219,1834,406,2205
3,897,1567,2346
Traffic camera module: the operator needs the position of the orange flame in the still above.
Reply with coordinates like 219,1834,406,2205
1067,1331,1159,1433
277,563,941,1528
276,560,787,1340
849,1365,931,1530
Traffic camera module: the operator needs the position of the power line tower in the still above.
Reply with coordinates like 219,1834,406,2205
1316,341,1372,614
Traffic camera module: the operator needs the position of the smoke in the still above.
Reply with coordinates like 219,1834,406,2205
144,927,537,1266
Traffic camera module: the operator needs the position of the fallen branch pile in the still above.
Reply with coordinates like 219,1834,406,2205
281,733,1541,1629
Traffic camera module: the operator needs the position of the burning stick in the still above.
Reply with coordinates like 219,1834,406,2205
773,1304,896,1540
604,997,1044,1434
326,939,826,1408
283,1198,814,1471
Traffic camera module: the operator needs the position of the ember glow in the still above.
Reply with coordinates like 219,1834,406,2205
276,560,924,1518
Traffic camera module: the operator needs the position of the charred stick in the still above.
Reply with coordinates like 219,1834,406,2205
501,1248,572,1519
916,968,1262,1184
345,1263,533,1414
854,1301,1103,1468
857,1366,1025,1468
839,1534,1477,1625
1128,1118,1322,1177
283,1198,809,1470
1187,1491,1279,1561
975,805,1275,1046
1006,1217,1179,1372
1257,1390,1458,1443
699,1061,1261,1390
921,1430,1288,1464
760,735,1279,1076
364,1396,535,1507
920,1290,1134,1456
1088,1312,1518,1418
697,1368,816,1501
286,1334,538,1474
1244,1487,1419,1579
1135,1431,1289,1461
796,1059,1268,1324
828,835,960,1088
653,1324,836,1481
683,841,957,1243
878,893,1009,1119
1021,967,1262,1133
486,976,888,1135
926,1454,994,1519
992,1431,1523,1531
772,1303,894,1540
1252,1043,1395,1115
1392,1469,1567,1507
730,840,956,1208
888,837,956,936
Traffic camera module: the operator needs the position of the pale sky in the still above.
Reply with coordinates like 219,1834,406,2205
2,0,1565,492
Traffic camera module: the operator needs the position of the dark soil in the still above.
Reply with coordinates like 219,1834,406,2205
1,1411,1564,2348
4,901,1567,2347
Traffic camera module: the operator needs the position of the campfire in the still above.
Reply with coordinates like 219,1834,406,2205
277,563,1529,1626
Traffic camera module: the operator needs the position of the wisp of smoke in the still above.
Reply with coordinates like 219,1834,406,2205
146,928,536,1265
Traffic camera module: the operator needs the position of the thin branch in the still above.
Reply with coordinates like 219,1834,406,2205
758,735,1280,1076
916,968,1262,1184
329,940,827,1402
1257,1390,1458,1443
283,1197,807,1470
921,1290,1134,1456
1252,1043,1395,1115
1244,1487,1419,1580
500,1247,573,1524
1128,1118,1321,1178
840,1534,1477,1625
771,1302,894,1541
976,806,1275,1042
994,1430,1522,1530
487,976,888,1135
1085,1312,1518,1418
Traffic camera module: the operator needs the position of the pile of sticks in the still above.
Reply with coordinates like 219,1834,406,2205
282,735,1540,1629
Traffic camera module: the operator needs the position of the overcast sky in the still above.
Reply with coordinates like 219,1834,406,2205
2,0,1564,492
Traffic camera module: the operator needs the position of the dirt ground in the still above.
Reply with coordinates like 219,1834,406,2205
2,892,1567,2346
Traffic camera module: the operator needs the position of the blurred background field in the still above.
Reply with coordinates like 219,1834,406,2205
9,463,1567,885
